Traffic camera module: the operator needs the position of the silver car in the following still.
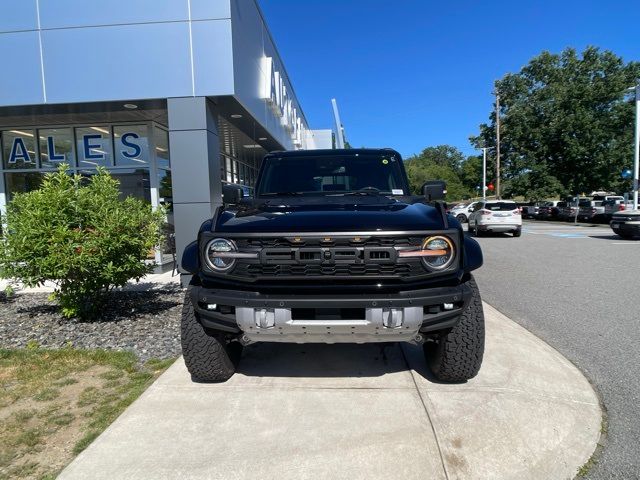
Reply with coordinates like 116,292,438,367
450,202,477,223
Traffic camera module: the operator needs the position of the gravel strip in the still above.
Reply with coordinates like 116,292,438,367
0,287,185,363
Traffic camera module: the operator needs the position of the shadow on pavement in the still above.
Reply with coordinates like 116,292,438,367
588,234,637,241
236,341,439,380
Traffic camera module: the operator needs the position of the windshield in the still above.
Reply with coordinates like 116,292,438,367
256,153,407,196
485,202,518,211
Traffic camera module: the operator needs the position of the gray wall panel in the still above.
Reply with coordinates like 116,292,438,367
190,0,231,20
230,0,310,150
192,20,234,97
173,202,214,267
38,0,189,29
169,129,218,204
0,31,44,106
42,22,193,103
0,0,38,33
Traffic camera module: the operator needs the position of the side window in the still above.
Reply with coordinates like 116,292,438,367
474,203,483,212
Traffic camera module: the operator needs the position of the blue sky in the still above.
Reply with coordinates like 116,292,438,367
260,0,639,159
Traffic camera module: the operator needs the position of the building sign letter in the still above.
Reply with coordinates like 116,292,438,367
47,136,65,162
9,138,33,164
121,132,142,158
83,134,104,160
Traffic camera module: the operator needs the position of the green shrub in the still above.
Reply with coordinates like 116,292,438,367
0,164,164,319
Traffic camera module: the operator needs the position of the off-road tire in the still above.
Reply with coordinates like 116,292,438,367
513,228,521,237
181,287,242,382
424,276,485,382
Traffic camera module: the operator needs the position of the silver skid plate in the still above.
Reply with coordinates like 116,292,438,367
236,307,423,344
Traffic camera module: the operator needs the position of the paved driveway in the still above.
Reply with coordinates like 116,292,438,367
472,221,640,478
59,303,600,480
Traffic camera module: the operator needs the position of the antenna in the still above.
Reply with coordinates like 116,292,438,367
331,98,346,149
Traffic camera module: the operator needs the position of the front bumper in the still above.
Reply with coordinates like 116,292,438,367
190,283,473,343
610,220,640,236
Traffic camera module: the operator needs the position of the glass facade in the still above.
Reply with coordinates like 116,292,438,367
0,122,172,263
218,117,266,193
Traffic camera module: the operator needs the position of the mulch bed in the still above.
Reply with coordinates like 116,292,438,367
0,287,185,363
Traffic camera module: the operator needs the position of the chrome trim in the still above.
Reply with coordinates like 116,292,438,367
210,251,259,259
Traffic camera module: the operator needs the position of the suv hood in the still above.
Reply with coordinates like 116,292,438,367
215,198,448,233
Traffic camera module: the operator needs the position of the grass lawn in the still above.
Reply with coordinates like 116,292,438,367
0,346,175,480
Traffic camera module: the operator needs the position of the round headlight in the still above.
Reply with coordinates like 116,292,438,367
205,238,237,272
421,236,455,270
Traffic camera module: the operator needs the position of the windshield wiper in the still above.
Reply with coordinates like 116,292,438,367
336,187,385,197
260,191,304,196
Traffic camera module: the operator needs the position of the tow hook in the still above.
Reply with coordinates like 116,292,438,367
238,334,254,346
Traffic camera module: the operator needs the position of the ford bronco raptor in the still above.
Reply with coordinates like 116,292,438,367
181,149,484,382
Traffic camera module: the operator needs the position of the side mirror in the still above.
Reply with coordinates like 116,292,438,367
222,184,243,205
422,180,447,202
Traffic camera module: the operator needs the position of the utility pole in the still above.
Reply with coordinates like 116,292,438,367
633,85,639,210
495,90,501,200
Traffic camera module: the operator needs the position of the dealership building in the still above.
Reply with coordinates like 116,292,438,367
0,0,332,265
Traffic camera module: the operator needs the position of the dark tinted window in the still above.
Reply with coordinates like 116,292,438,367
485,202,518,211
257,153,406,196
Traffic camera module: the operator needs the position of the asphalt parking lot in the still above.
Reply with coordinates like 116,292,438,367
470,220,640,479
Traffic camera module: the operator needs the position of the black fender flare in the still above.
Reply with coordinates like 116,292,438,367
463,236,483,273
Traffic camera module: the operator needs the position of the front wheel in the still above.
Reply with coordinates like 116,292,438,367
424,277,485,382
513,228,521,237
181,286,242,382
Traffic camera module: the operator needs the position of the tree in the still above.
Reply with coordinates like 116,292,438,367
405,145,472,199
0,165,165,318
471,46,640,198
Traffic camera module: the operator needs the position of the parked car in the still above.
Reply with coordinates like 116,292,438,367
450,201,478,223
603,198,634,220
558,202,578,221
521,202,541,219
577,200,604,222
468,200,522,237
610,208,640,239
538,201,561,220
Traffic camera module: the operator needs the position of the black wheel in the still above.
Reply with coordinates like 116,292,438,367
472,224,482,237
513,228,521,237
456,214,467,223
181,286,242,382
424,276,485,382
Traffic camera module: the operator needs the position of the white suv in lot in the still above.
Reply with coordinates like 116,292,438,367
468,200,522,237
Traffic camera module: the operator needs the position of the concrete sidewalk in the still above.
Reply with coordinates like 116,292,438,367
58,303,601,480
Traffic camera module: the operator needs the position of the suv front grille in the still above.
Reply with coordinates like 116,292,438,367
222,234,436,281
236,262,416,278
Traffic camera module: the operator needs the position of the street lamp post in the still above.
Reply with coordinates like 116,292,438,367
481,147,488,201
633,85,639,210
479,147,493,202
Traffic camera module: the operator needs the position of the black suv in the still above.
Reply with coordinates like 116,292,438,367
181,149,485,382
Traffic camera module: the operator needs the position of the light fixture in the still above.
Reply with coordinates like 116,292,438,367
243,144,262,149
123,104,138,109
258,137,268,141
231,114,243,119
90,127,110,135
10,130,34,137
